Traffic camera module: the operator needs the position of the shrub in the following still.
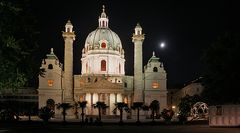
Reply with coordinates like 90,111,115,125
38,106,54,122
161,108,174,124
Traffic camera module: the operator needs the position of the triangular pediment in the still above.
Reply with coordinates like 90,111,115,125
84,78,123,90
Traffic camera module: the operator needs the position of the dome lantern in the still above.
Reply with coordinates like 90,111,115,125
99,5,109,28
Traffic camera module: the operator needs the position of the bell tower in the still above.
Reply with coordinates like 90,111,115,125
62,20,76,102
132,23,145,102
38,48,63,109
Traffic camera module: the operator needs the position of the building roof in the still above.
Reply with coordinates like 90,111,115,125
46,48,58,60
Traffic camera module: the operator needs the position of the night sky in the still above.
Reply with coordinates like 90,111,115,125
34,0,236,86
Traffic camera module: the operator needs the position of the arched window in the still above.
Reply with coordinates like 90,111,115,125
101,60,106,71
103,21,105,27
124,82,127,87
153,67,158,72
101,42,106,48
119,63,121,74
48,64,53,69
87,77,91,82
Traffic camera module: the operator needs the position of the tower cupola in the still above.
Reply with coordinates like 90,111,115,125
134,23,142,35
65,20,73,32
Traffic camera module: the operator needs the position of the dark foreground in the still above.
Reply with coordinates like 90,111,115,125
0,121,239,133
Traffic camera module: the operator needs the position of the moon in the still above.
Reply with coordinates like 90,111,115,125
160,42,165,48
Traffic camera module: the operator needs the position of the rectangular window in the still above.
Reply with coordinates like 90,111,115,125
124,82,127,87
48,79,54,87
152,81,159,89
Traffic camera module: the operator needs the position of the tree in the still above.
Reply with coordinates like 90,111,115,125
113,102,130,124
46,99,55,110
0,0,40,91
178,95,201,123
149,100,160,122
56,103,73,123
131,102,145,123
93,101,108,123
161,108,174,124
201,32,240,104
77,101,87,124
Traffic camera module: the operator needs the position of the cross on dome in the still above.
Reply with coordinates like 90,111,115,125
101,5,107,18
102,5,105,13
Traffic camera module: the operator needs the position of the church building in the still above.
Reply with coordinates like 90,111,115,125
38,6,167,117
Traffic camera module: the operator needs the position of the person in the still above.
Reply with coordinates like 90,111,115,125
85,117,88,124
89,117,93,124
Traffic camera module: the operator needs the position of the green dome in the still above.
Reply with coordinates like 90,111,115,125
84,28,122,50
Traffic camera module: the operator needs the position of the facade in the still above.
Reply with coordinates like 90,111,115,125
0,88,38,115
171,77,204,112
38,6,167,117
0,88,38,103
209,105,240,127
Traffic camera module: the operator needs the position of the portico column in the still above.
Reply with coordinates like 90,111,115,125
115,93,117,103
98,93,101,101
83,93,86,101
107,93,110,115
128,94,131,107
91,93,93,115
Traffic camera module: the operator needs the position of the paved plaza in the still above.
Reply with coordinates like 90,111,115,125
1,121,239,133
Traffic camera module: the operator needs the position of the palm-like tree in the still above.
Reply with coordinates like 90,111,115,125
113,102,130,124
77,101,87,123
131,102,144,123
149,100,160,122
93,101,108,123
56,103,73,123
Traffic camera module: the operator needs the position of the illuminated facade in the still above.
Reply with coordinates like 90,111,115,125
38,6,167,118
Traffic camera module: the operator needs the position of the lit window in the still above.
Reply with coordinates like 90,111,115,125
101,60,106,71
48,80,54,87
152,81,159,89
101,42,106,48
124,97,128,104
79,96,83,102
